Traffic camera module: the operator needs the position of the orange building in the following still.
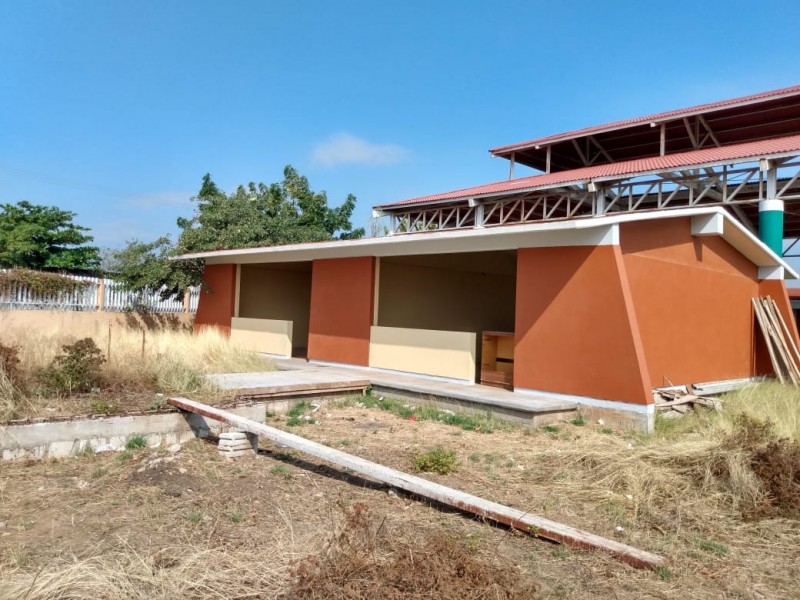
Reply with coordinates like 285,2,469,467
182,85,800,430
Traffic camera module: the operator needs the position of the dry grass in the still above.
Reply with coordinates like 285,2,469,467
286,502,540,599
0,546,289,600
2,393,800,599
714,381,800,442
0,327,273,421
654,381,800,443
2,383,800,598
100,327,274,393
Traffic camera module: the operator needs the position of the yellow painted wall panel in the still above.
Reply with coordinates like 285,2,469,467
369,325,476,382
230,317,293,356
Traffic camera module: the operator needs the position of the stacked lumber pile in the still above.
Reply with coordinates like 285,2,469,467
655,388,721,418
752,296,800,385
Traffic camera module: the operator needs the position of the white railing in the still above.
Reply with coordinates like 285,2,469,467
0,273,199,313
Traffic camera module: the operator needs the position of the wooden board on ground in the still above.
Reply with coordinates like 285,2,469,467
168,396,667,570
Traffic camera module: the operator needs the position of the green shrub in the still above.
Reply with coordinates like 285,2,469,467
39,338,105,395
0,343,22,386
412,446,459,474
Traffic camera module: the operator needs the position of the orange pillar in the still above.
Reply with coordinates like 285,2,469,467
194,264,237,335
514,245,652,405
308,257,375,366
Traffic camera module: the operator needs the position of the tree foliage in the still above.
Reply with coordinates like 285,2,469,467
111,166,364,298
0,201,100,271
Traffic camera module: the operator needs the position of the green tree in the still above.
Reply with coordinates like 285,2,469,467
0,201,100,271
112,166,364,298
104,236,203,301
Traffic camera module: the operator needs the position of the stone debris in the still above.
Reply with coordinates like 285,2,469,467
135,452,181,472
94,443,121,453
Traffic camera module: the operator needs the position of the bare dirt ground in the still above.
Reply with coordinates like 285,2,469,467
1,397,799,599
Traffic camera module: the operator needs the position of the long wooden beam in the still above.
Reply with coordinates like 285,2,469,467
168,396,667,570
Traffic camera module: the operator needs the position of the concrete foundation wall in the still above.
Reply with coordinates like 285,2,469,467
0,404,271,461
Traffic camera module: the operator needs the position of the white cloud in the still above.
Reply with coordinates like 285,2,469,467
311,132,410,168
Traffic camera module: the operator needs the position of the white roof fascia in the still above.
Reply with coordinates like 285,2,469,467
174,207,797,279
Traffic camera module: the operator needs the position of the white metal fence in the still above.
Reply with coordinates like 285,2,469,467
0,274,200,313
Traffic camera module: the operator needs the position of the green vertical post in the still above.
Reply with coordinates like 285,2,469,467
759,199,784,256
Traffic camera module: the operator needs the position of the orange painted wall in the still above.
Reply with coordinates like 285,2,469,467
308,257,375,366
514,245,652,404
194,264,237,335
621,218,760,386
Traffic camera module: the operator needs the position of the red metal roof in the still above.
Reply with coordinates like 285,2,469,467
378,134,800,209
491,84,800,155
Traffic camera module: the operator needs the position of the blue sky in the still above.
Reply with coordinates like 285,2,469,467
1,1,799,248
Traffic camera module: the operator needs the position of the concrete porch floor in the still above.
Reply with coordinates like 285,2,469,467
267,357,579,426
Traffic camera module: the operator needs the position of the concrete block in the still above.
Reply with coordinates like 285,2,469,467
218,449,252,458
218,441,253,451
220,431,248,440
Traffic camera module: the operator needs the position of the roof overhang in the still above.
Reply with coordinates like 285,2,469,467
174,207,797,280
489,84,800,171
377,134,800,210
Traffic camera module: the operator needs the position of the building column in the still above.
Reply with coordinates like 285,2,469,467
759,199,784,256
758,165,783,256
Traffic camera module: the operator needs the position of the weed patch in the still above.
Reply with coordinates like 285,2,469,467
186,511,204,524
338,395,501,433
125,435,148,450
693,538,730,555
270,464,292,479
286,401,316,426
412,446,459,474
115,450,134,463
90,399,119,416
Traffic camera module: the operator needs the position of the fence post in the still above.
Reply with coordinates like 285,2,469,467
97,279,105,311
183,290,190,313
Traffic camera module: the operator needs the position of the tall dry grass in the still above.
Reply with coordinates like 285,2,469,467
552,381,800,525
100,327,274,393
712,381,800,442
0,327,273,419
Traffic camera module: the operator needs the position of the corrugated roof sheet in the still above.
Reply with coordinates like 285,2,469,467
490,84,800,155
378,134,800,209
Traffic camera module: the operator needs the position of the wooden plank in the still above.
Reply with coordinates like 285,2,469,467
167,396,667,570
234,385,368,400
760,298,799,384
227,380,370,398
753,298,786,383
765,296,800,381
